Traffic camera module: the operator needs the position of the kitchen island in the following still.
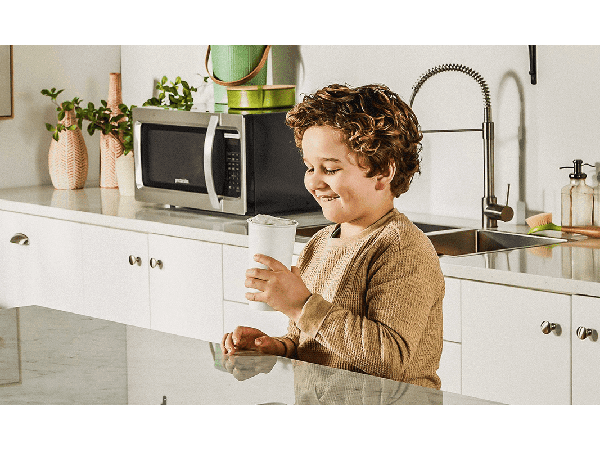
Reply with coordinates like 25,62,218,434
0,306,497,405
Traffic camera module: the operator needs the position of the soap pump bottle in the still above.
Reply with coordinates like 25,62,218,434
560,159,594,226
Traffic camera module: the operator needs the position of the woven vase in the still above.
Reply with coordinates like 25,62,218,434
48,109,88,190
99,72,124,188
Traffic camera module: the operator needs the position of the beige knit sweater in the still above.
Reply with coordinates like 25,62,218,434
277,208,445,390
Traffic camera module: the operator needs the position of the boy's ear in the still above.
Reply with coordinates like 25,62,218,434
375,162,396,190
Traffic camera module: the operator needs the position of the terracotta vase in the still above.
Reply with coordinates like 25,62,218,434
99,72,124,188
48,109,89,190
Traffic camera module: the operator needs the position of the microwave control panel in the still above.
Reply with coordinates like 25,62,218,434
224,133,241,198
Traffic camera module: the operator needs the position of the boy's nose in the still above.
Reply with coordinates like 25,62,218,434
305,172,327,191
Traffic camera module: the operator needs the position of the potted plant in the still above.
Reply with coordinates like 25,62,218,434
41,88,88,190
143,76,197,111
42,75,198,194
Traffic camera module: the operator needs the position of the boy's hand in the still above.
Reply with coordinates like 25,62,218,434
221,326,284,356
245,254,311,322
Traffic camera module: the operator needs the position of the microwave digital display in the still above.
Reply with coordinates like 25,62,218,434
140,123,228,195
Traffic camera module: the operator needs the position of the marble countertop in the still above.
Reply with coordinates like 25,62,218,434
0,306,497,405
0,185,599,297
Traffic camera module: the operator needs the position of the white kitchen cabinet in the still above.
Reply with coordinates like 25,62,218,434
461,280,571,405
572,294,600,405
439,341,461,394
437,277,462,394
0,210,83,313
0,210,27,307
149,234,223,344
81,224,150,328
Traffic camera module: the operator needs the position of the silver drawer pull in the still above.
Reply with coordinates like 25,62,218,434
576,326,597,341
540,321,560,335
150,258,163,269
9,233,29,245
128,255,141,266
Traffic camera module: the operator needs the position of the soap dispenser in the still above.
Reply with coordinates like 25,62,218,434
560,159,594,226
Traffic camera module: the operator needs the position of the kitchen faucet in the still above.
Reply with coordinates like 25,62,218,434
409,64,514,229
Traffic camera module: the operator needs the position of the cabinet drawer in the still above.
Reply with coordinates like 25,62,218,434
223,245,299,304
223,300,290,338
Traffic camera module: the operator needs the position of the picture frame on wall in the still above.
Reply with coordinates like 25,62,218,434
0,45,14,120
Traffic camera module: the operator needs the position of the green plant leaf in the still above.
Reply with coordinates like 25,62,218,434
67,124,77,131
53,131,59,141
58,110,65,121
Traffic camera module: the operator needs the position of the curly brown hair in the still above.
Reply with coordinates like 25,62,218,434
285,83,422,197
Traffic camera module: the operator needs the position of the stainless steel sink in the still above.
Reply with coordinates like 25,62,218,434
295,221,456,238
427,229,567,257
414,222,457,233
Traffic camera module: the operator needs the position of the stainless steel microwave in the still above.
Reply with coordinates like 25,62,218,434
132,107,319,215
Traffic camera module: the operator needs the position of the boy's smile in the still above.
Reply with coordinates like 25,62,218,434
301,126,395,237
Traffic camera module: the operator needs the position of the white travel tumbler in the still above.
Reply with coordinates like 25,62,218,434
246,215,298,311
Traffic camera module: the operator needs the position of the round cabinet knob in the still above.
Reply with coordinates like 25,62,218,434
540,321,557,335
128,255,141,266
576,326,595,341
150,258,163,269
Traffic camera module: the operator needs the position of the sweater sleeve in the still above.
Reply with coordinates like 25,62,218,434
295,233,444,381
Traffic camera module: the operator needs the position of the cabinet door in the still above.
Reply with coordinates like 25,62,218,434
443,277,461,343
462,280,571,405
0,211,83,313
0,210,27,307
438,341,461,394
27,214,84,314
572,294,600,405
81,224,150,328
149,235,223,343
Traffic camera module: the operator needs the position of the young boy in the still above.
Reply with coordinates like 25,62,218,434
221,84,445,389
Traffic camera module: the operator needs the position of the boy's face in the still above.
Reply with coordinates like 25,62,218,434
301,126,394,231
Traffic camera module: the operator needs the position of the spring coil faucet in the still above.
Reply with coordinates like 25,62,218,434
409,64,513,229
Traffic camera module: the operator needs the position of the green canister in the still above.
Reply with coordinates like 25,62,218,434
205,45,270,105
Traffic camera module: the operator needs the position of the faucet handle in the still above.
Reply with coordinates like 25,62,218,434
483,186,514,224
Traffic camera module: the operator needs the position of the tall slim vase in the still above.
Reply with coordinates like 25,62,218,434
48,109,88,190
99,72,124,188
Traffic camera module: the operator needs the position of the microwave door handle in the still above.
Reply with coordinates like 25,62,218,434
133,121,143,188
204,115,222,210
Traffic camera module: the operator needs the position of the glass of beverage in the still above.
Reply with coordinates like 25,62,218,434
246,215,298,311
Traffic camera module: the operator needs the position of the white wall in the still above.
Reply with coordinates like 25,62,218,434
2,45,599,225
0,45,120,189
120,45,600,224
